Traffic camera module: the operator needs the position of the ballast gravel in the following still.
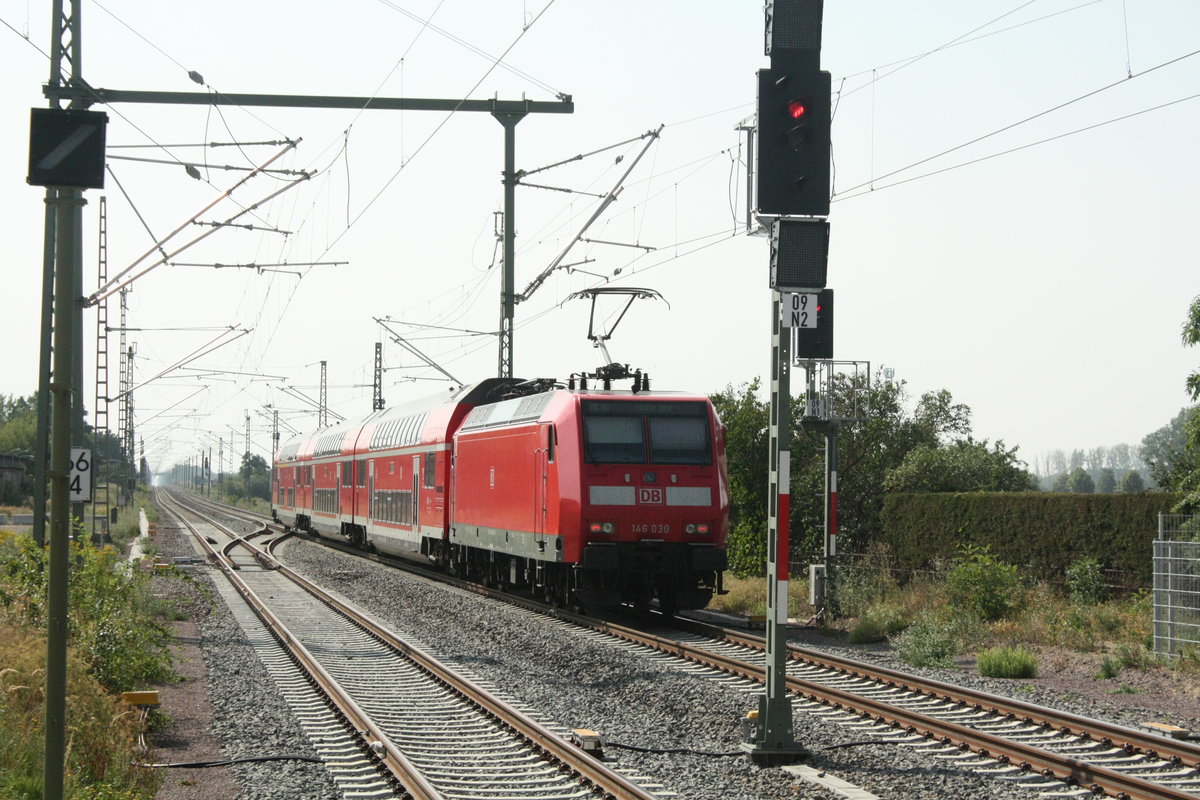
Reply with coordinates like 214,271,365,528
275,538,1049,800
149,519,341,800
151,518,1188,800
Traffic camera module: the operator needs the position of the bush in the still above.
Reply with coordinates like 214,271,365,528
976,645,1038,678
891,613,961,668
0,529,178,693
830,558,899,618
849,604,907,644
944,545,1022,621
0,621,159,798
1066,556,1107,604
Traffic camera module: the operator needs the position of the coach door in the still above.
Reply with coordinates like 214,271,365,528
411,455,421,533
368,460,375,525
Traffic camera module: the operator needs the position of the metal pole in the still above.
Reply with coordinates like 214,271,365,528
44,188,83,800
33,190,57,548
494,112,524,379
743,288,806,763
737,124,755,233
824,422,839,612
70,191,87,535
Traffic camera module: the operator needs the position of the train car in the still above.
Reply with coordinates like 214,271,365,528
273,376,728,612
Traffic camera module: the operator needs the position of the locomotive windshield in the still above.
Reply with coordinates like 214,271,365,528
582,400,711,465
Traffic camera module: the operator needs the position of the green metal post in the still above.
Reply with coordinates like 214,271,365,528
44,188,83,800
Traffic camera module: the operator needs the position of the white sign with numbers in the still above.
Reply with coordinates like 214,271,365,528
69,448,92,502
781,292,819,328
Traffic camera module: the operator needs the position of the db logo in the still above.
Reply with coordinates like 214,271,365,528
638,487,664,505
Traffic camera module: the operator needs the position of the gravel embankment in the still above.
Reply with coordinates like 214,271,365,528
149,516,1199,800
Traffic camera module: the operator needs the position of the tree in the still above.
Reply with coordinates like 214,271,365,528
1108,443,1134,472
882,439,1036,493
1141,408,1197,490
1068,466,1095,493
1051,472,1070,492
1178,295,1200,510
239,453,271,501
1095,467,1116,494
710,381,770,575
1186,295,1200,401
712,374,989,574
1117,470,1144,493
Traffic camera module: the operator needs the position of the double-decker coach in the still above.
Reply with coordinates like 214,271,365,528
273,376,728,612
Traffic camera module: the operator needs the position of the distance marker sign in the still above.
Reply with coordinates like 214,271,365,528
69,448,92,503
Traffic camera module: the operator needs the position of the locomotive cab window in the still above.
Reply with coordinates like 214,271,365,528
583,400,710,466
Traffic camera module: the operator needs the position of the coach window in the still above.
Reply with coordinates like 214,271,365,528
356,459,367,487
342,460,353,487
424,452,436,488
547,425,557,463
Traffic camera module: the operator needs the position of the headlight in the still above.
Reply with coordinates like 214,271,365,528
686,523,710,535
589,521,616,534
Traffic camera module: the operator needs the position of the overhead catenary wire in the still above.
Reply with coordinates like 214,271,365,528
835,46,1200,198
833,87,1200,202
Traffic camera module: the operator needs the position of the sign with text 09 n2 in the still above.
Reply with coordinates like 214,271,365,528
781,292,819,328
69,448,92,503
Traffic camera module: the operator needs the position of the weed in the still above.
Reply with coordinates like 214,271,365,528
1114,643,1152,670
976,646,1038,678
0,622,160,798
891,613,961,668
945,545,1023,622
1065,556,1108,604
849,604,907,644
708,574,811,620
1112,683,1139,694
830,560,897,618
1095,656,1122,680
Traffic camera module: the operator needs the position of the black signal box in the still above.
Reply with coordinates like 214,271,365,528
28,108,108,189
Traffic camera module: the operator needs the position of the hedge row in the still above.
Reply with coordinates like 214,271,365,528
879,492,1182,585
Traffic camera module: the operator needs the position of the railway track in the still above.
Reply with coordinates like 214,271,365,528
159,490,669,800
174,491,1200,799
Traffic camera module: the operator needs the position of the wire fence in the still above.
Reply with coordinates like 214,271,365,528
1154,513,1200,658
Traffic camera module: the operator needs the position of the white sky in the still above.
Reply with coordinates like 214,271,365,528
1,0,1197,475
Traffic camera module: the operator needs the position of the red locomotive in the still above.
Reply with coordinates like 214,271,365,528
272,374,729,612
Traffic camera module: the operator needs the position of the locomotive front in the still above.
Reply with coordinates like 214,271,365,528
569,392,729,612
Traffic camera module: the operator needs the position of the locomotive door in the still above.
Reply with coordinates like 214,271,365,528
411,455,421,533
535,423,551,539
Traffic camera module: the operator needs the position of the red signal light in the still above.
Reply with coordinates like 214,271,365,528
787,100,807,119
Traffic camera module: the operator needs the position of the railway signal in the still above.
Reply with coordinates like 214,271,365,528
756,65,831,217
793,289,833,359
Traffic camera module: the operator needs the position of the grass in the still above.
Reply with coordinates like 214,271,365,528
712,555,1160,678
709,574,811,620
977,646,1038,678
0,525,182,799
0,620,160,800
